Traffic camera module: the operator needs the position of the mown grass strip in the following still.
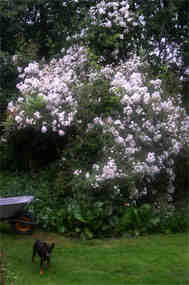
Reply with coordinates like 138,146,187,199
0,226,188,285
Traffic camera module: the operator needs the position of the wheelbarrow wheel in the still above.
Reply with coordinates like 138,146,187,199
11,211,35,235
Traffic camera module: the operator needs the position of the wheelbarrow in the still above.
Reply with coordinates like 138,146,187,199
0,196,36,234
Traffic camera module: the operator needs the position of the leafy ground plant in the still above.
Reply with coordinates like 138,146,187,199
0,226,188,285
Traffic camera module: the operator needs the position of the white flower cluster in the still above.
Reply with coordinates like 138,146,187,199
89,57,188,196
8,46,90,134
89,1,135,30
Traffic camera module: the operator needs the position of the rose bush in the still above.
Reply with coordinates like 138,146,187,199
5,45,189,203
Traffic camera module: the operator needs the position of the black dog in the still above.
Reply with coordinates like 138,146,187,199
32,240,55,274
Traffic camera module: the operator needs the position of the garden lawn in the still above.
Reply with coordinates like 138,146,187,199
0,226,188,285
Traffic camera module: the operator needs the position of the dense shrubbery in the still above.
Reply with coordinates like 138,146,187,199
0,169,188,238
4,46,189,201
0,45,188,238
0,47,188,238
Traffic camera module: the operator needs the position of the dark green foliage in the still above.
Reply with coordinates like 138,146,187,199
174,150,189,208
0,128,66,170
75,79,123,125
0,169,188,238
117,203,189,236
0,0,95,60
26,189,189,238
0,170,52,198
0,52,18,91
0,52,19,134
0,123,105,171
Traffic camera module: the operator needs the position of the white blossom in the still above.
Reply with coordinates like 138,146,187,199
15,116,22,124
41,126,47,133
58,130,65,136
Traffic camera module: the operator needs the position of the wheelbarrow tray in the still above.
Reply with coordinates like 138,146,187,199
0,196,34,220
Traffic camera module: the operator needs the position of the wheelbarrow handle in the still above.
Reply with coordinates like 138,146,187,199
9,219,38,226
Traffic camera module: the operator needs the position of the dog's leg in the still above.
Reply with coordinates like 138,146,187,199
32,243,37,263
40,259,44,275
47,256,50,270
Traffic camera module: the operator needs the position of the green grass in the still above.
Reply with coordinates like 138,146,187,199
0,225,189,285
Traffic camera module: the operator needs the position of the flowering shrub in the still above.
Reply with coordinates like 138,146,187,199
73,0,184,68
74,0,139,63
5,45,189,202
